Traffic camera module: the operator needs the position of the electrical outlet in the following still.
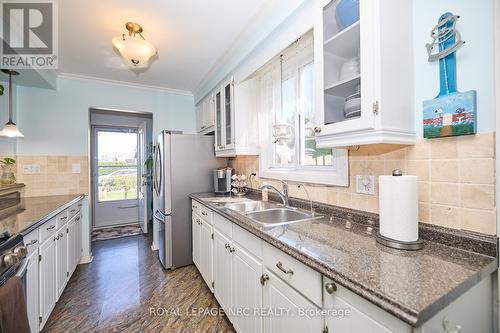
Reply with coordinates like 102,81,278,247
23,164,41,174
356,175,375,195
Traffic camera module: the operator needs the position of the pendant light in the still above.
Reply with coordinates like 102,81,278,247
0,69,23,138
112,22,157,68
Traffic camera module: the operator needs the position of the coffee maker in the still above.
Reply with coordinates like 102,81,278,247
213,168,233,194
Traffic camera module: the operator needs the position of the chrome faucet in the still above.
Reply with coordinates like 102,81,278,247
260,180,289,207
298,184,314,216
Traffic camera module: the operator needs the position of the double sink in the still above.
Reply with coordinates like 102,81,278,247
223,201,322,228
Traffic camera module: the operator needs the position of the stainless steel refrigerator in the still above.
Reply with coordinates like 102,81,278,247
153,131,224,269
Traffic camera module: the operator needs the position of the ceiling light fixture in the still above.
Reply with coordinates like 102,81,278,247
112,22,157,69
0,69,23,138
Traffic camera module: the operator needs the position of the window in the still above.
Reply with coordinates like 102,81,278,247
255,30,348,186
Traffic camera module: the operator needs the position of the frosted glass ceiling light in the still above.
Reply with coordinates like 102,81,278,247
0,69,23,138
112,22,157,68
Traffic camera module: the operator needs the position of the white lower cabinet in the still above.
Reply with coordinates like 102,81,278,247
213,228,232,313
199,219,213,289
24,198,84,333
39,236,56,330
231,243,262,333
192,214,201,268
191,200,494,333
26,249,39,333
262,269,323,333
55,225,68,300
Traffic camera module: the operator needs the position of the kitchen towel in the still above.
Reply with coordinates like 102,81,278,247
0,276,30,333
379,174,418,242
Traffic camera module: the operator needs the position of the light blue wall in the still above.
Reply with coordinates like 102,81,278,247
413,0,495,136
16,76,195,156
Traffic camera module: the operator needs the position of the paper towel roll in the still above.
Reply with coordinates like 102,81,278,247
378,174,418,242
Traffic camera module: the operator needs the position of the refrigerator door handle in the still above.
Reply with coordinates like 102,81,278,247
154,210,166,223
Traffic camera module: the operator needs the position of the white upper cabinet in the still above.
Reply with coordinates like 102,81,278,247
196,93,215,134
314,0,415,148
214,77,259,157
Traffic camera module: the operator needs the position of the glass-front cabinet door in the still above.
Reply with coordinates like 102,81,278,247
223,80,234,149
215,90,223,150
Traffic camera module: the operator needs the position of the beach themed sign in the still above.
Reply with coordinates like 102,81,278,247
423,13,476,139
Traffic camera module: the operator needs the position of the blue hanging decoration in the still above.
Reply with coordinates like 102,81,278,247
422,13,476,139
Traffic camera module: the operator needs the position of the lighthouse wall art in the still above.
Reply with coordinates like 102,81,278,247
422,12,477,139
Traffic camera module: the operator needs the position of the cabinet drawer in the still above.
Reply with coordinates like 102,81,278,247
56,210,69,230
263,242,322,307
213,213,232,237
24,229,39,255
191,200,201,216
67,201,81,219
233,223,262,259
199,205,213,224
39,217,57,244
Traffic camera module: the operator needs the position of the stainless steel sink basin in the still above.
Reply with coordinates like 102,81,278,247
225,201,279,213
245,208,321,227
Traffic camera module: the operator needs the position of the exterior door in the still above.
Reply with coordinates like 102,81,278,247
92,126,141,228
137,122,148,233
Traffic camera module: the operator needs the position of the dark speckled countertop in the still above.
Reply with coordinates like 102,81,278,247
190,193,498,327
0,194,85,236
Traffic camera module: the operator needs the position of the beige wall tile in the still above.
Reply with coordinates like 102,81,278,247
430,183,459,206
459,159,494,184
457,133,494,158
407,160,429,181
406,140,430,160
430,137,457,159
430,160,458,182
460,208,496,235
418,181,430,203
460,184,495,210
384,160,406,175
419,203,430,223
430,205,460,229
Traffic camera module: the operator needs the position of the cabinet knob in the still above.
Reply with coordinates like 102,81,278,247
46,225,55,230
260,274,269,286
229,247,235,253
325,282,337,294
314,127,322,134
27,239,38,247
443,317,462,333
225,243,230,250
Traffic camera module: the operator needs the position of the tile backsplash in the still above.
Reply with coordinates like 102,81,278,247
230,132,496,235
15,156,89,197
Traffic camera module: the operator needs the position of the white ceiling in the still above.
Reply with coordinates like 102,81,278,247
58,0,269,93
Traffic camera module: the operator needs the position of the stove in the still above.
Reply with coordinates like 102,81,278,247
0,233,26,287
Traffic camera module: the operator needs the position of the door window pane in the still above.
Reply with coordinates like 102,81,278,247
97,130,138,201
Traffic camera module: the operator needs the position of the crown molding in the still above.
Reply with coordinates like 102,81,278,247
58,73,193,96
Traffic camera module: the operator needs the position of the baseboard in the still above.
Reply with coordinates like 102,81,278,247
79,255,94,264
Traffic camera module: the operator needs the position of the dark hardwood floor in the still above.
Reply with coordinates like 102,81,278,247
43,233,234,333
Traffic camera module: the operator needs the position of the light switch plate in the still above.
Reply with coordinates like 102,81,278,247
356,175,375,195
72,163,81,174
23,164,41,174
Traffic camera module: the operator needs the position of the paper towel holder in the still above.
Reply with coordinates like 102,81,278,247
376,169,424,250
376,232,423,250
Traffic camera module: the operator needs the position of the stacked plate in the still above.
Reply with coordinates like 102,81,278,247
344,85,361,119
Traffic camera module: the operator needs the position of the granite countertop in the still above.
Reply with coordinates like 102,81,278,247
0,194,85,236
190,193,498,327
